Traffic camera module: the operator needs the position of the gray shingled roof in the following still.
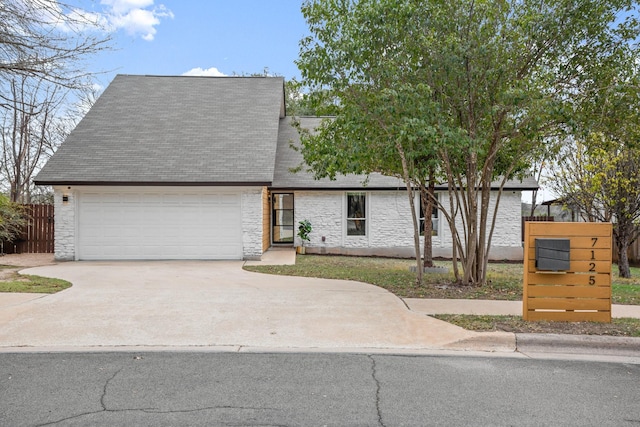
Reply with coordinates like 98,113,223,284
272,117,539,190
35,75,285,185
35,75,538,191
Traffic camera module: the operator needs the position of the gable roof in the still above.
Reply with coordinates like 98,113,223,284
35,75,285,186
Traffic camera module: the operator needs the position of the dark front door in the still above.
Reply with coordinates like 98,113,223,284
272,193,294,244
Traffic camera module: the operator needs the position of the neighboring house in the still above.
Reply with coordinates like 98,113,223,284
540,198,586,222
35,75,537,261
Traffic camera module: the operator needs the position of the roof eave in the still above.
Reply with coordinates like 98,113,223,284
268,184,539,191
34,180,272,187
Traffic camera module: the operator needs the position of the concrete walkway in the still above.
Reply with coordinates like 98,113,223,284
250,249,640,320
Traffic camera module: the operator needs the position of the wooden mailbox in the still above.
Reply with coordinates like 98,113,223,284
523,222,612,322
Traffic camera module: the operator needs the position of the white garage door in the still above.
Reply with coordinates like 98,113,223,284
78,190,243,260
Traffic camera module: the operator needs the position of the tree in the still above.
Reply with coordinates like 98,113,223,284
0,76,65,203
0,194,26,244
285,78,317,116
548,42,640,278
297,0,446,283
0,0,109,202
0,0,110,102
597,147,640,278
550,138,640,278
297,0,639,286
0,75,98,203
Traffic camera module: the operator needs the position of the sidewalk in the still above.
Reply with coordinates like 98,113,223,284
404,298,640,319
403,298,640,358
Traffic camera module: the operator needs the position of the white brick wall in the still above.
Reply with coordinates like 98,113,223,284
53,186,76,261
294,190,524,260
294,191,343,248
241,189,264,260
488,191,524,248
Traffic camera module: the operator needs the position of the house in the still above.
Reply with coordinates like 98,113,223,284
35,74,537,261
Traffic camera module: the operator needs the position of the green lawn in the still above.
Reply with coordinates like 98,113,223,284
0,270,71,294
244,255,640,305
433,314,640,337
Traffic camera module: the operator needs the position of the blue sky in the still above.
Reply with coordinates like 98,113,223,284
79,0,308,88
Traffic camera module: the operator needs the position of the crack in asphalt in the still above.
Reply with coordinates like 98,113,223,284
368,354,386,427
35,365,280,426
35,367,130,426
100,367,122,410
139,405,279,414
36,404,279,426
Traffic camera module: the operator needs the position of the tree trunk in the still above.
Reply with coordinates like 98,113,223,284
395,140,423,285
421,175,436,269
529,188,537,217
617,235,631,278
462,154,478,285
476,177,493,286
446,183,461,282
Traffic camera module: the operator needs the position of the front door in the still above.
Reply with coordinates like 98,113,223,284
272,193,294,244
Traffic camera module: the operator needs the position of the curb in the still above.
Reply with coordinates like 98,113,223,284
445,332,516,352
515,333,640,356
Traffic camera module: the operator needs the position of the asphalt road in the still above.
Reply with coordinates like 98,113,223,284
1,352,639,426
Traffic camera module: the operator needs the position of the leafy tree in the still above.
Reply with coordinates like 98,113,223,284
285,78,317,116
0,194,26,244
550,138,640,278
297,0,639,286
297,0,445,283
549,43,640,278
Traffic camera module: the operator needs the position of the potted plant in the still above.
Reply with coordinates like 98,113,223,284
297,219,312,254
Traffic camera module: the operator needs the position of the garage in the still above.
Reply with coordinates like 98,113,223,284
77,189,243,260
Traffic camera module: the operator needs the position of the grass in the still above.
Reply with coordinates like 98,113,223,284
434,314,640,337
0,268,71,293
244,255,640,305
244,255,640,336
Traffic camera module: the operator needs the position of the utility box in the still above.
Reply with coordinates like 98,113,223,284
535,238,570,271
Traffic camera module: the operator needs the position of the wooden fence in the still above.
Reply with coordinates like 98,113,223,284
612,236,640,264
521,216,555,242
2,204,54,254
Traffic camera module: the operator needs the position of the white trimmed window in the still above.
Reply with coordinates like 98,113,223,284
347,192,366,236
419,193,439,237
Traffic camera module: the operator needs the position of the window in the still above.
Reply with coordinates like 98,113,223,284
272,193,294,243
347,193,366,236
419,194,439,237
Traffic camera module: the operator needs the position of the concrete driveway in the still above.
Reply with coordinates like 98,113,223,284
0,261,513,351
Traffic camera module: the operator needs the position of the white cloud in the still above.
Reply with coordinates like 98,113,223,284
100,0,173,41
27,0,171,39
101,0,154,15
182,67,227,77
